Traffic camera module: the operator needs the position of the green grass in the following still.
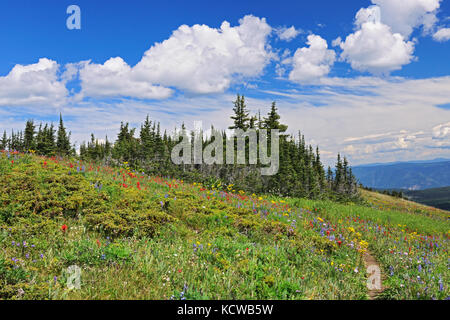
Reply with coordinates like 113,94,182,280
0,151,448,300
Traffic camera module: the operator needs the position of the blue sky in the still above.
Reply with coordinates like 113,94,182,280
1,1,449,77
0,0,450,165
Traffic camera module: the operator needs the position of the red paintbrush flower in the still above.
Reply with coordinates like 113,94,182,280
61,224,68,232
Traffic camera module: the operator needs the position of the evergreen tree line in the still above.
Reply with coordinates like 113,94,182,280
0,114,73,156
1,95,359,201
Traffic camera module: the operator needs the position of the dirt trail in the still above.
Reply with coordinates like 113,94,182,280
363,251,385,300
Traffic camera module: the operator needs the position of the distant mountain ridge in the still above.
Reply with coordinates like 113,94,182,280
355,158,450,168
352,159,450,190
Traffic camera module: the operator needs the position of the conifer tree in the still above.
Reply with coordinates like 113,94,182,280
24,120,36,151
229,94,250,130
263,102,287,132
139,115,153,161
0,130,8,150
56,114,71,156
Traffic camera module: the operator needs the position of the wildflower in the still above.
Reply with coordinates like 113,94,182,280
61,224,68,233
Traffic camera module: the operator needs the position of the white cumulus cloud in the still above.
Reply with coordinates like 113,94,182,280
288,34,336,84
372,0,441,37
132,15,273,94
338,6,415,75
78,57,173,100
433,27,450,41
0,58,67,107
276,26,301,41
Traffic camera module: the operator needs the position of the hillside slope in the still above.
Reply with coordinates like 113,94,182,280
1,151,448,300
361,189,450,219
353,161,450,190
404,187,450,211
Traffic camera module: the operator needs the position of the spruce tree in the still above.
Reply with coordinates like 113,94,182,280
229,94,250,130
56,114,71,156
263,102,288,132
1,130,8,150
139,115,153,161
24,120,36,151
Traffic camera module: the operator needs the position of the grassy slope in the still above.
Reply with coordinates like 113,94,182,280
0,152,448,300
361,189,449,220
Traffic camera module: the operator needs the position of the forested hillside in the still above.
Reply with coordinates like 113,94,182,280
405,187,450,211
0,95,358,202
